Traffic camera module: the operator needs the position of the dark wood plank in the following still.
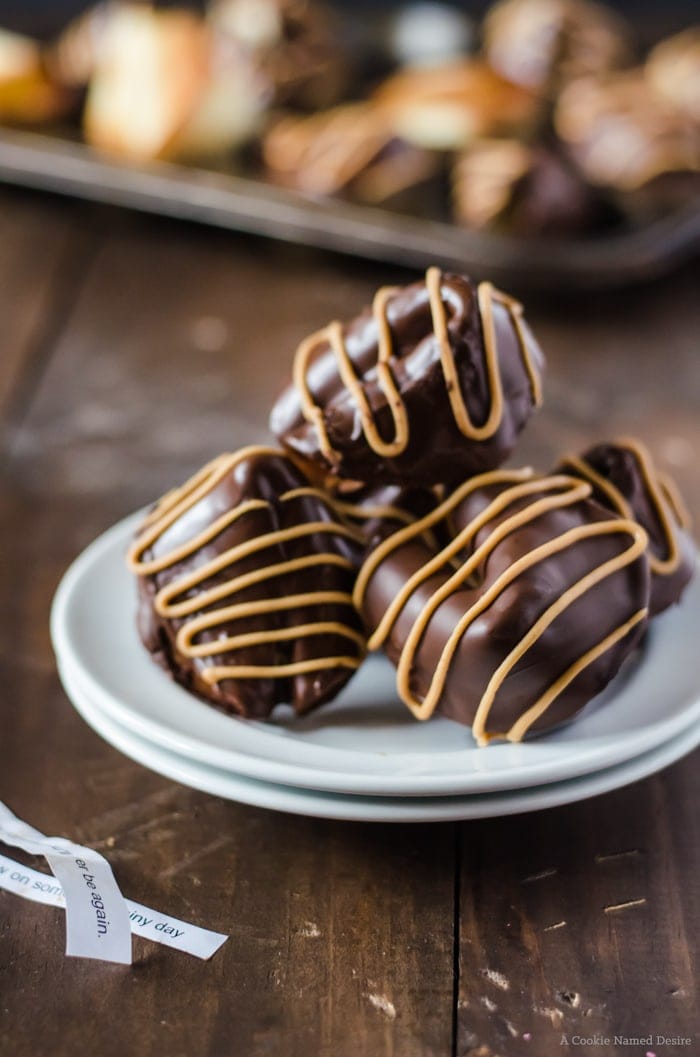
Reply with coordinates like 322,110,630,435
0,209,455,1057
456,760,700,1057
0,188,96,429
456,264,700,1057
7,214,413,506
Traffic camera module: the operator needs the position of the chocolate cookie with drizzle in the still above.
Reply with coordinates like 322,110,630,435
355,470,650,744
557,438,695,615
128,446,435,719
270,267,545,486
128,446,371,718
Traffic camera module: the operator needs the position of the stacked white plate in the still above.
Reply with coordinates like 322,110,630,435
51,514,700,823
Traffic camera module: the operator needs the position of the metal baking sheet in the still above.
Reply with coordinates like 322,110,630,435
0,125,698,289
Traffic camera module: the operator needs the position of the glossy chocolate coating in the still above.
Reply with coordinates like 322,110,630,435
360,479,650,739
136,449,364,719
334,481,438,542
559,441,695,615
270,271,544,486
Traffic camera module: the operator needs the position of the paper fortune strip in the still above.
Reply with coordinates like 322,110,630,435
0,801,227,963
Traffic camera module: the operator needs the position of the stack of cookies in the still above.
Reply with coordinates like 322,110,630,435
129,267,694,745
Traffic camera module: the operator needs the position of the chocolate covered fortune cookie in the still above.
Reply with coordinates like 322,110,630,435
128,445,369,718
355,470,650,745
270,267,545,486
558,438,695,615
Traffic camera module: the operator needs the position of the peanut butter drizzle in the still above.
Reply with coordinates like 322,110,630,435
278,484,440,550
560,436,690,576
127,447,366,687
292,267,542,464
354,471,648,745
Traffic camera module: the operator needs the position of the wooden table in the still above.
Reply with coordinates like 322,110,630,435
0,186,698,1057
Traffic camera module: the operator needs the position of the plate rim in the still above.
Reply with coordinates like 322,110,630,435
61,658,700,823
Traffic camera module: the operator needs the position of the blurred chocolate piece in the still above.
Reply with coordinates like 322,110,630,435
355,469,650,744
557,438,695,615
373,60,540,150
555,71,700,216
209,0,347,110
128,446,366,719
263,102,440,205
646,27,700,126
270,267,545,486
453,139,614,236
331,481,439,544
483,0,630,95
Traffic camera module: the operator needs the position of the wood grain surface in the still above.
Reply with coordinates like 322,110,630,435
0,186,697,1057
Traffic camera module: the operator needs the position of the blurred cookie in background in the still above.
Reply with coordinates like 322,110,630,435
555,70,700,219
483,0,630,96
209,0,348,111
78,0,347,162
373,59,542,151
453,138,617,236
83,5,210,160
262,101,441,210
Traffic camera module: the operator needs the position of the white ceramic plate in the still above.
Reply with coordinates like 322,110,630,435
51,512,700,798
60,658,700,822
